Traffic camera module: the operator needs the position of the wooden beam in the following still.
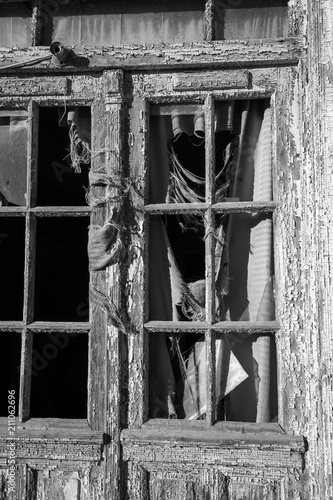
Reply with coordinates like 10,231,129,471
0,39,304,74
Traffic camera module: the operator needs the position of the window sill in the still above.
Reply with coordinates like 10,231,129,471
0,418,104,464
121,421,306,477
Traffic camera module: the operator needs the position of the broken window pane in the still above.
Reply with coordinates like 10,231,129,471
149,100,272,204
149,215,205,322
0,112,28,206
37,107,90,206
0,333,21,416
42,0,205,46
215,212,275,322
30,331,88,418
34,217,89,322
148,100,275,421
150,105,206,204
0,217,25,320
213,0,288,40
149,332,206,420
0,2,31,47
149,212,275,324
216,333,278,422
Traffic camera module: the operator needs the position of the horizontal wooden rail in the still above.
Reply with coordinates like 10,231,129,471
144,201,277,214
144,320,279,333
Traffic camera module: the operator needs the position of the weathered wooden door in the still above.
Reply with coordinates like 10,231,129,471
119,69,305,499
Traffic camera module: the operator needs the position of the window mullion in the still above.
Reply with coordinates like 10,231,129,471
31,0,43,47
205,94,215,205
206,328,216,425
24,101,38,328
204,0,215,42
20,213,36,422
204,94,216,424
205,207,216,424
19,101,38,422
19,328,33,422
23,213,36,325
27,100,39,209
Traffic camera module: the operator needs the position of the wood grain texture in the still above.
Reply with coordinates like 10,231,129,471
2,1,333,496
0,40,303,73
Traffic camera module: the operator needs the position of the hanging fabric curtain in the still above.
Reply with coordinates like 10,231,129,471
148,100,277,422
221,100,277,422
42,0,204,46
0,2,31,48
214,0,288,40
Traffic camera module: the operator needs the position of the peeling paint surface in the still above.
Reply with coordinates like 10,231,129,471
0,1,332,498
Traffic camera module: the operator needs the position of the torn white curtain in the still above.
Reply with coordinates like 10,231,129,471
45,2,287,46
149,100,277,422
224,100,276,422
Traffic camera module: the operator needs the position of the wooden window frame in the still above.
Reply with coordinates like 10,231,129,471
0,98,94,422
144,95,278,426
124,78,282,429
0,76,118,462
121,66,306,491
0,100,93,424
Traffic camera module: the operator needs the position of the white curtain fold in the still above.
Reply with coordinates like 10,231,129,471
0,4,31,48
216,2,288,41
45,1,204,46
224,100,277,422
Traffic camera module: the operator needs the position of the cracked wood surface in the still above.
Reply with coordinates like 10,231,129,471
0,1,333,498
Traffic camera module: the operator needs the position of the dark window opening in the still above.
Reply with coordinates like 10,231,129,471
0,217,25,321
30,331,88,418
37,107,90,207
0,333,21,416
34,217,89,322
0,104,91,421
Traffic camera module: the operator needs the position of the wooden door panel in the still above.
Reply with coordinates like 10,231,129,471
149,469,228,500
228,480,278,500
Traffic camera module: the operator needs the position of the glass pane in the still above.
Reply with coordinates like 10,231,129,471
42,0,205,45
37,107,90,206
0,113,28,206
149,100,272,204
0,333,21,416
30,332,88,418
215,333,278,423
214,0,288,40
216,212,275,322
0,3,31,47
0,218,25,320
34,217,89,321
